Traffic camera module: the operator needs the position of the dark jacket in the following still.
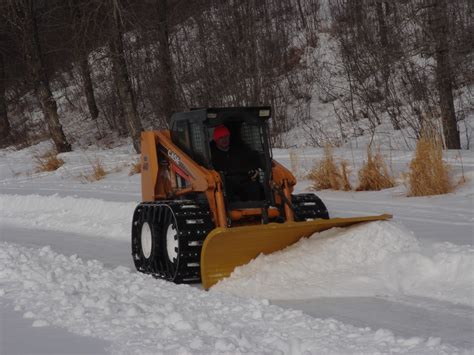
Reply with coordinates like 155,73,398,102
210,140,264,201
210,141,260,174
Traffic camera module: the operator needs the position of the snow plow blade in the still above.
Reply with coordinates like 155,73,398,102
200,214,392,289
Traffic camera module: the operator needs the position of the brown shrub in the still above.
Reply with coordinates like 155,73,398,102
356,147,394,191
91,160,107,181
407,137,452,196
82,159,107,182
129,161,142,176
34,150,64,172
308,145,352,191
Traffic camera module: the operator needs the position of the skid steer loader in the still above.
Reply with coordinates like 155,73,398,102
131,107,391,289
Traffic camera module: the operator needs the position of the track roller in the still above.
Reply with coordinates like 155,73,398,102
131,201,213,283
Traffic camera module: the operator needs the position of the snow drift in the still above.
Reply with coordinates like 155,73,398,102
1,194,473,307
212,221,474,307
0,194,135,241
0,242,460,354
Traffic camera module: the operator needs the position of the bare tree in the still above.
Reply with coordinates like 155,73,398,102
108,0,143,152
327,0,471,148
78,50,100,121
5,0,71,152
0,51,10,141
69,0,100,121
156,0,178,121
428,0,461,149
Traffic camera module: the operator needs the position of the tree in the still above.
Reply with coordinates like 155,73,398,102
0,51,10,141
5,0,71,152
108,0,142,152
78,50,100,121
429,0,461,149
156,0,178,121
69,0,100,121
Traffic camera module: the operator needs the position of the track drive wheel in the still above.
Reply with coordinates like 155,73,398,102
131,201,212,283
131,203,179,280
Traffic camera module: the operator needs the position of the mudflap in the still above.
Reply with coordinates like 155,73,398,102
200,214,392,289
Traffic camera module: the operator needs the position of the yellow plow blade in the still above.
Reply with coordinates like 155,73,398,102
200,214,392,289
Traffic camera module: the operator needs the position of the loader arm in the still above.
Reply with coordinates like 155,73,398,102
271,159,297,221
140,130,227,227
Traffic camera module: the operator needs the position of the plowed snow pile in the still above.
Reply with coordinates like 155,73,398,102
212,221,474,306
0,194,135,240
0,242,458,354
2,194,473,307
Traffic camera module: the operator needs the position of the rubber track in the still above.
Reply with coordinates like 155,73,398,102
292,193,329,221
132,200,214,283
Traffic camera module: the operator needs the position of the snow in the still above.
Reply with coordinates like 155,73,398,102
0,142,473,353
213,222,474,307
0,194,135,240
0,242,462,354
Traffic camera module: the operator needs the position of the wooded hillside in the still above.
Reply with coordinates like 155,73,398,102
0,0,472,151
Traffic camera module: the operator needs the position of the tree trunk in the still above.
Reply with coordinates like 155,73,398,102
296,0,307,29
79,49,99,121
110,0,142,153
23,2,70,152
0,52,10,141
69,0,99,122
376,0,400,130
157,0,177,122
430,0,461,149
23,1,71,152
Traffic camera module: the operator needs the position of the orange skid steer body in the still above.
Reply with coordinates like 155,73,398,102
131,107,391,289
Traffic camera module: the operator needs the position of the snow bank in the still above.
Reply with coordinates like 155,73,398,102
213,222,474,307
0,194,134,241
0,242,460,354
386,242,474,306
2,194,472,308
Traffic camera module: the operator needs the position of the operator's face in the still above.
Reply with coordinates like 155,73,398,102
216,134,230,152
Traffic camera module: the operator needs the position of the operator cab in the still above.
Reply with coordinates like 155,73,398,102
169,107,274,208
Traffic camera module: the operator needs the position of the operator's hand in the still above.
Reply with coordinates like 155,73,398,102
248,168,261,181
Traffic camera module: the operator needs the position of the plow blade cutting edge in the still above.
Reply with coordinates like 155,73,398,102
200,214,392,289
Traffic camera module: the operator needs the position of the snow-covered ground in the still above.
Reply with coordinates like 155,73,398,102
1,141,473,354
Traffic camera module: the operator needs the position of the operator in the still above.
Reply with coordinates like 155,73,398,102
210,124,263,201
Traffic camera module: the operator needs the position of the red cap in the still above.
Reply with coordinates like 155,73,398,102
213,125,230,141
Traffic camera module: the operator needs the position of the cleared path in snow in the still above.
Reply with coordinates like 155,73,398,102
1,300,109,355
316,191,473,246
1,226,132,270
274,297,474,349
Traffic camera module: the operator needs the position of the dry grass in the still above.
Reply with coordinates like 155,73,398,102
308,145,352,191
356,147,395,191
82,159,108,182
289,149,300,178
407,137,453,196
340,160,352,191
129,161,142,176
90,160,107,181
34,150,64,172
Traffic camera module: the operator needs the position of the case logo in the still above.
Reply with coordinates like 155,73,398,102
167,150,181,165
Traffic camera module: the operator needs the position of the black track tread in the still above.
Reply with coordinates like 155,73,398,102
132,200,213,284
292,193,329,221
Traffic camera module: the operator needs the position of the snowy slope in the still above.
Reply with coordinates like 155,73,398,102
1,142,473,353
